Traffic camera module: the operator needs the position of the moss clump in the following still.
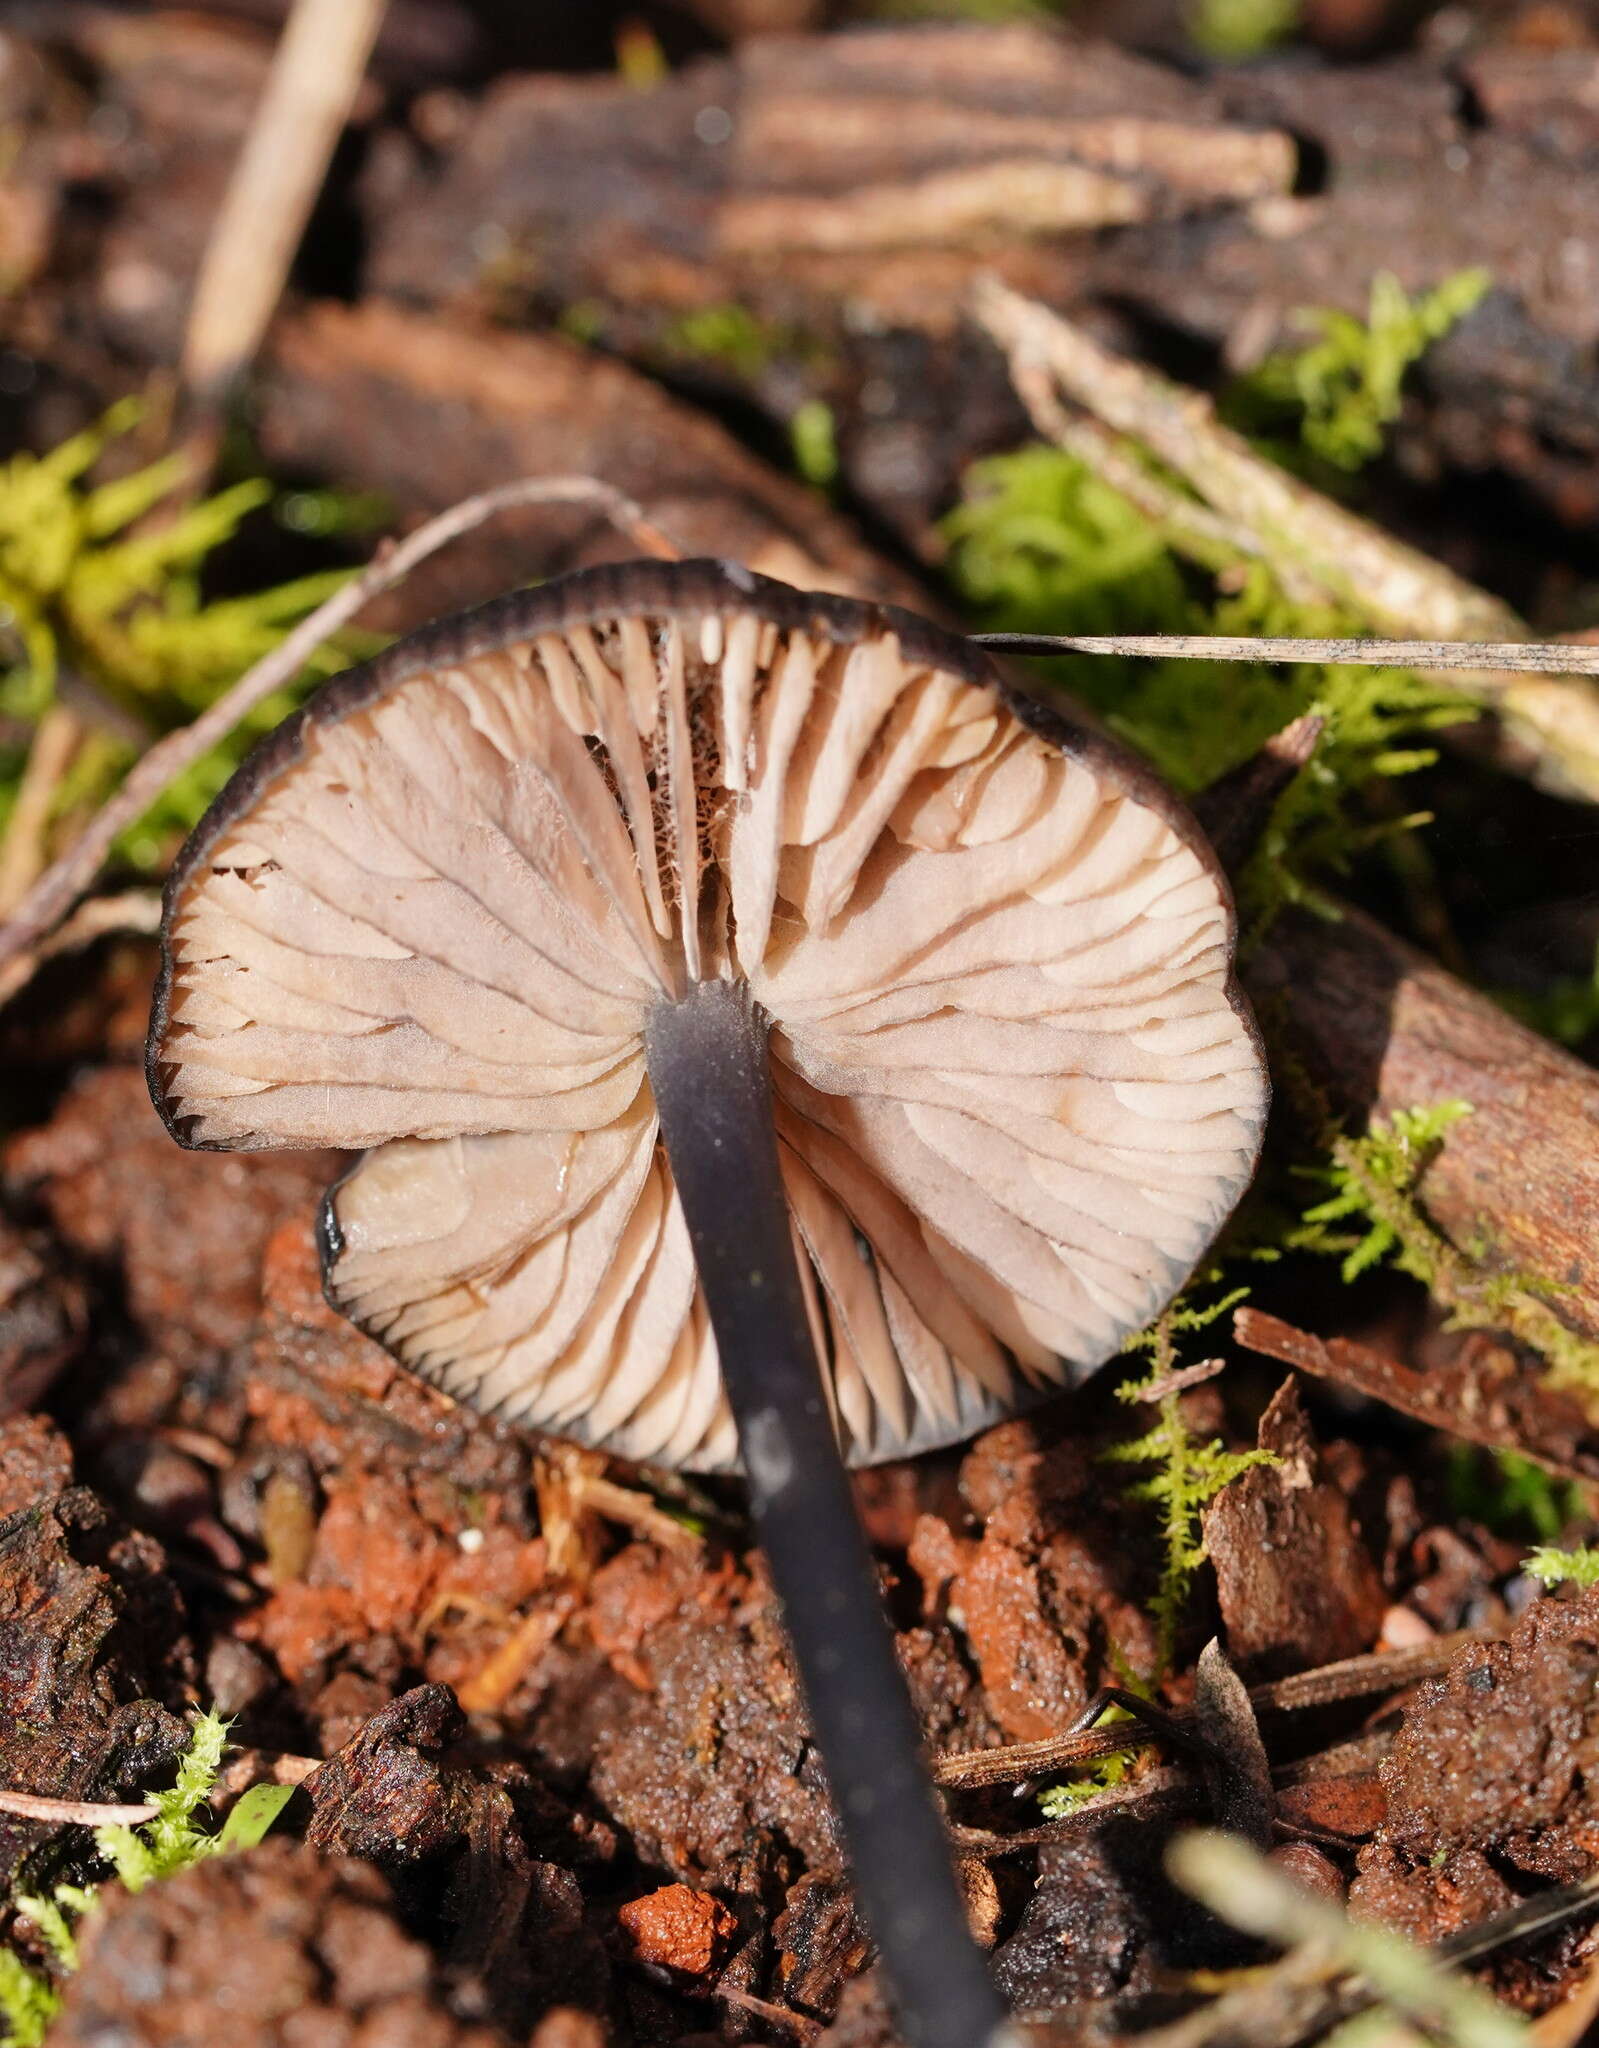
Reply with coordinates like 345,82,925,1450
943,448,1471,929
0,1712,292,2046
660,304,804,381
1224,269,1490,473
1187,0,1299,60
0,401,360,880
1446,1448,1586,1544
789,400,839,489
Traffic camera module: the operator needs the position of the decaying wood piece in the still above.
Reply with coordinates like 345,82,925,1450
975,277,1599,805
366,26,1293,301
1235,1309,1599,1483
1248,903,1599,1344
256,300,927,626
1099,56,1599,493
1192,1640,1273,1852
355,22,1292,551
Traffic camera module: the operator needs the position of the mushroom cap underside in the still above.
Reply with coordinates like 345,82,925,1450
148,558,1269,1471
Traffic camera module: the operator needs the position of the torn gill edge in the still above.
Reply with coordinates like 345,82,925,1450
642,978,1011,2048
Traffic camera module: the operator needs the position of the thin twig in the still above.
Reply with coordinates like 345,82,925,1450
0,704,82,915
0,1788,158,1827
1131,1355,1228,1404
933,1632,1481,1790
1250,1635,1486,1713
0,888,163,1010
973,632,1599,676
1003,351,1298,589
181,0,388,406
933,1718,1159,1791
0,477,679,972
714,1982,822,2038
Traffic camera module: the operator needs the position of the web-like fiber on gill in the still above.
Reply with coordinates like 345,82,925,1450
156,607,1267,1471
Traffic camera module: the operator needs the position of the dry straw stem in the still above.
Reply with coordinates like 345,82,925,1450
974,275,1599,805
181,0,388,403
0,704,83,915
0,476,678,977
1166,1829,1529,2048
0,889,162,1010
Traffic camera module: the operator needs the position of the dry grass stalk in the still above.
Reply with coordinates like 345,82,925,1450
181,0,389,405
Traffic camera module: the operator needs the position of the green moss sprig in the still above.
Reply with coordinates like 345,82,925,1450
1523,1544,1599,1589
0,401,361,878
1293,1100,1599,1390
0,1712,292,2046
1097,1291,1274,1684
1105,1382,1275,1684
1224,268,1491,472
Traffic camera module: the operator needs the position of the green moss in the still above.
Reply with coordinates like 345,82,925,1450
1445,1448,1585,1543
1036,1748,1132,1818
789,400,839,489
0,402,366,876
614,19,669,89
1097,1291,1275,1682
1224,269,1491,473
2,1711,293,2043
1187,0,1299,59
0,1950,56,2048
1524,1544,1599,1589
274,486,391,542
661,304,796,381
1297,1101,1475,1282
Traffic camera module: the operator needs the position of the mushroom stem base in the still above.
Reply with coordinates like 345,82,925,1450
644,979,1009,2048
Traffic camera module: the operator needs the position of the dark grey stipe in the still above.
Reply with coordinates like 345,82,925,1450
644,979,1011,2048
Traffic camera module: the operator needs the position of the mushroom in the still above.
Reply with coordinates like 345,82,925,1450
147,557,1268,2048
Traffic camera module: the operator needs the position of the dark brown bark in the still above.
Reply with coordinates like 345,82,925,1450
365,25,1291,307
13,16,1599,554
